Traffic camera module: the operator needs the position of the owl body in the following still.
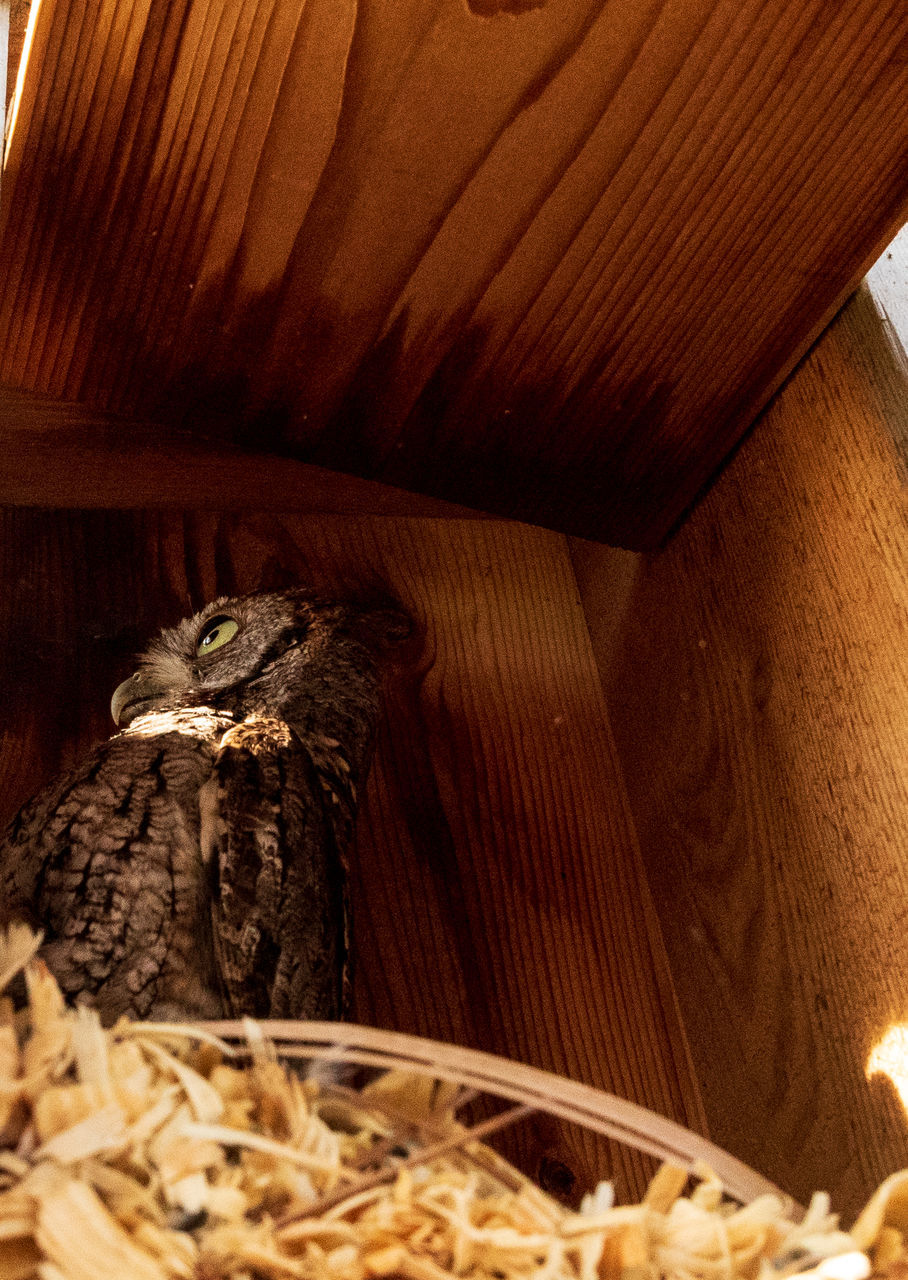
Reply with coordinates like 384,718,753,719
0,589,406,1024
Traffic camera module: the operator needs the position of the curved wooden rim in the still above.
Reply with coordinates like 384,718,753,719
197,1018,797,1212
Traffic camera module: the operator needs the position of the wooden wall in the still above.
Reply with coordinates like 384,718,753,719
572,284,908,1216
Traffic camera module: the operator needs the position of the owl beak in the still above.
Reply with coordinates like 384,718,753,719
111,671,169,727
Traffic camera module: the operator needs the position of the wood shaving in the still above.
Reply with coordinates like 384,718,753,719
0,925,891,1280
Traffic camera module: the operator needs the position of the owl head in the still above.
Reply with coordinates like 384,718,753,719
111,589,410,756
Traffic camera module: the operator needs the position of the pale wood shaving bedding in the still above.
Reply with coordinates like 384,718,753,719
0,925,895,1280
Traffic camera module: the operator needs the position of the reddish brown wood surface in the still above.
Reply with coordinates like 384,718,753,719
572,286,908,1216
0,384,492,517
0,508,706,1202
1,0,908,546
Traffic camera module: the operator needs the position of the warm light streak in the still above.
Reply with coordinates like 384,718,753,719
867,1025,908,1115
5,0,41,166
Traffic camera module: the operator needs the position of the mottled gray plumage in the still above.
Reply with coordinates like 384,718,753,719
0,589,408,1024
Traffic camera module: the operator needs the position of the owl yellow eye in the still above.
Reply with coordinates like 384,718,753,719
196,615,239,657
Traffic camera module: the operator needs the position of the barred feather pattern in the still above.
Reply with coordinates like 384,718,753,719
0,589,408,1024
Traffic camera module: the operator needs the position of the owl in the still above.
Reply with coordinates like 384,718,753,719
0,589,408,1024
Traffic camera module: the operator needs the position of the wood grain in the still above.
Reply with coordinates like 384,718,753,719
2,1,908,545
0,508,706,1202
0,384,492,517
572,284,908,1215
5,1,29,110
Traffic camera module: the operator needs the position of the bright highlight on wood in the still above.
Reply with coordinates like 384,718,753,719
866,1027,908,1116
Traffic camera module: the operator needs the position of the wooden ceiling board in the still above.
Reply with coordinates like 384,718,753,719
1,0,908,545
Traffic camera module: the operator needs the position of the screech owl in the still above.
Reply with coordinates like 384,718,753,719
0,588,409,1024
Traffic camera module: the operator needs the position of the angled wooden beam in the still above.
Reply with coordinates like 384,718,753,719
0,383,490,517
